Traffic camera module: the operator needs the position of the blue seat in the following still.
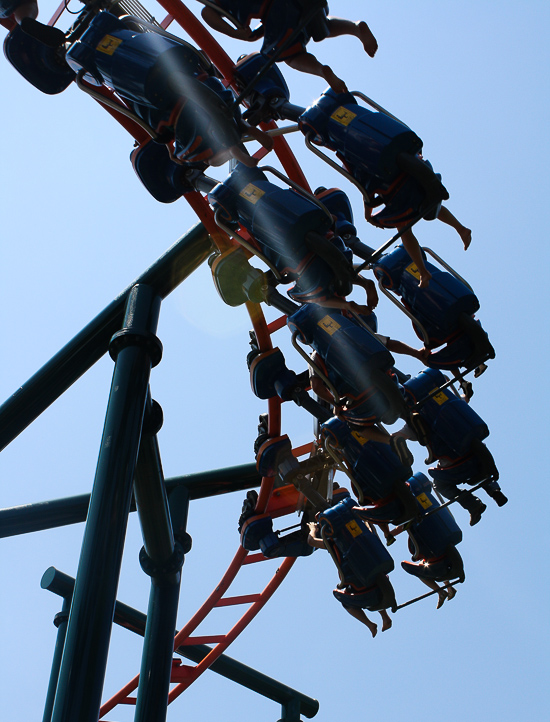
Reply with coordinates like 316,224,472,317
374,245,494,370
240,514,313,558
234,52,290,102
288,304,405,424
255,434,294,477
401,472,464,582
209,164,355,301
65,12,242,163
314,187,357,239
130,141,194,203
249,348,298,401
299,90,450,226
318,495,396,611
428,444,498,488
233,52,291,125
321,418,414,525
403,369,500,502
403,369,489,460
4,22,75,94
299,89,422,192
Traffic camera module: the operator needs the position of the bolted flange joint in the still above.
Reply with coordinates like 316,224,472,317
139,541,186,578
109,328,163,367
53,611,69,628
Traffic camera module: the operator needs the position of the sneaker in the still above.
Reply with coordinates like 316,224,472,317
474,363,488,378
238,490,259,532
459,379,474,402
469,501,487,527
491,491,508,507
253,413,269,455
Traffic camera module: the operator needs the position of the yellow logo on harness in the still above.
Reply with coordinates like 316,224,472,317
416,492,433,509
432,389,449,405
345,520,363,537
97,35,123,55
351,430,368,445
318,316,341,335
330,106,357,126
406,262,421,280
239,183,265,204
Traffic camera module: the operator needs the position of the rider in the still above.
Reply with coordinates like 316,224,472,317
200,0,378,93
299,89,471,287
307,490,395,638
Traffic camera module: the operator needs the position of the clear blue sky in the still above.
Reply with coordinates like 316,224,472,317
1,2,548,721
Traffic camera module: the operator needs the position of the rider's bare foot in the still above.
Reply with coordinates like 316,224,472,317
367,621,378,638
380,611,392,631
357,21,378,57
322,65,348,94
446,585,457,601
436,589,449,609
460,226,472,250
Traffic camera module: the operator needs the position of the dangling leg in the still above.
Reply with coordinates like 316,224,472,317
482,479,508,507
421,578,449,609
433,474,486,526
343,604,378,637
285,51,348,93
376,521,395,546
354,275,379,311
325,17,378,57
392,422,418,442
452,369,473,402
437,206,472,250
401,228,432,288
445,582,457,601
396,152,449,219
379,609,392,631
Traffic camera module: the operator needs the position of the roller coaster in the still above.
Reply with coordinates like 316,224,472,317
0,2,508,721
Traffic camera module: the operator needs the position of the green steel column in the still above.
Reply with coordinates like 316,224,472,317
278,698,302,722
135,573,183,722
50,284,162,722
41,596,70,722
133,396,175,563
133,396,187,722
